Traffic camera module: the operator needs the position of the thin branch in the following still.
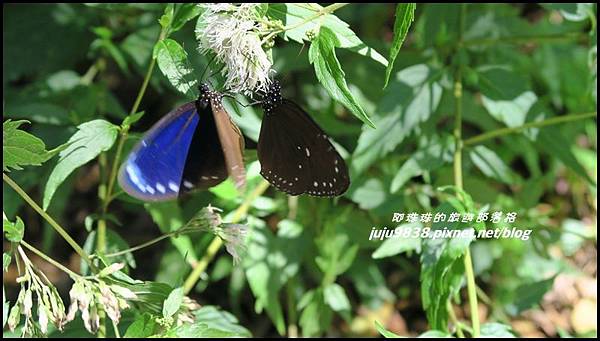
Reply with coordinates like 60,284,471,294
464,112,597,146
3,173,97,272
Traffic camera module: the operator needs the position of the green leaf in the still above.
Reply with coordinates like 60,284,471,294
349,178,386,210
384,3,416,88
390,135,454,193
352,64,443,174
480,323,516,337
171,3,203,33
536,127,595,185
3,253,11,272
3,120,53,171
244,218,308,335
507,277,556,314
478,66,537,128
43,119,118,210
122,111,145,129
299,289,333,337
192,305,251,337
469,145,518,185
159,3,174,29
267,4,387,66
154,39,198,97
124,313,157,338
420,200,475,331
372,222,422,259
162,286,184,318
374,320,402,338
309,26,373,127
3,216,24,243
323,283,351,320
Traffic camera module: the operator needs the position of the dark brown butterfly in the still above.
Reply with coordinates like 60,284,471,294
257,80,350,197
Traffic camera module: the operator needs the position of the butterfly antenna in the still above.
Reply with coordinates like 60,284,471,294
200,53,218,84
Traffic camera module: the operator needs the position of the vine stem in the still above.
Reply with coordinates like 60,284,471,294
463,112,597,146
3,173,97,272
454,4,480,338
20,240,81,279
183,180,270,294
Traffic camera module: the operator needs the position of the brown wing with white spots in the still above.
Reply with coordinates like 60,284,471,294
258,98,350,197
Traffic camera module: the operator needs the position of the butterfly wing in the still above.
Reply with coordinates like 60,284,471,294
118,102,199,201
258,99,350,196
179,100,229,193
210,98,246,190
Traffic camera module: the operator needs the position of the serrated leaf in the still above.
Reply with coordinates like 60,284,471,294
3,120,52,171
420,200,475,331
154,39,198,98
162,286,184,318
384,3,416,88
309,26,373,127
3,216,24,243
43,119,118,210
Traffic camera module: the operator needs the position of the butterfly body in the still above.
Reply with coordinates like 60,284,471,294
257,81,350,197
118,84,245,202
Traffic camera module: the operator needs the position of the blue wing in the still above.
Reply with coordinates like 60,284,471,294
118,102,199,201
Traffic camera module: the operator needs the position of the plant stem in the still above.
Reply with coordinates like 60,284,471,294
182,180,270,294
102,29,167,214
3,174,97,272
104,231,181,258
20,240,81,279
447,300,465,338
463,112,597,146
454,4,480,338
96,28,167,260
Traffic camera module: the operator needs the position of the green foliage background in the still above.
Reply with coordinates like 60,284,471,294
3,3,597,338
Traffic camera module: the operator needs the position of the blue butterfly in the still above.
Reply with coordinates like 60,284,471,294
118,84,246,202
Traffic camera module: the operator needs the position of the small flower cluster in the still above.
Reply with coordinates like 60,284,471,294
66,269,137,334
182,205,248,264
7,246,67,336
197,3,274,96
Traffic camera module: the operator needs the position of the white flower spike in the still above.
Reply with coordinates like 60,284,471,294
197,3,274,96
